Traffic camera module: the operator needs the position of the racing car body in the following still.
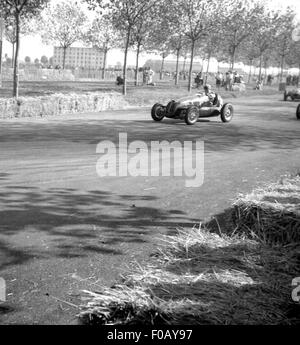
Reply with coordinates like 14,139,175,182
151,92,233,125
284,88,300,101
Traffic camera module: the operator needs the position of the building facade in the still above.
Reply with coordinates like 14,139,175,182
53,46,104,69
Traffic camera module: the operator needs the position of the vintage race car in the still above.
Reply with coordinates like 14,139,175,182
151,92,233,125
284,88,300,101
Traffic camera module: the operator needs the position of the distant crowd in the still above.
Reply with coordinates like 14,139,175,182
286,74,299,86
194,70,245,91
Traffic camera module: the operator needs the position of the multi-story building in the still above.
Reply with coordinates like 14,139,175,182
53,46,104,69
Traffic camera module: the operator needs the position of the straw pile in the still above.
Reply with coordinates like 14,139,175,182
78,175,300,325
232,175,300,245
0,92,128,119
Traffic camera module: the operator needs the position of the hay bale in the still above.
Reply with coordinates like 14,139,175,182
0,98,18,119
0,91,129,118
40,96,60,116
17,97,43,118
78,227,300,325
78,175,300,326
232,176,300,245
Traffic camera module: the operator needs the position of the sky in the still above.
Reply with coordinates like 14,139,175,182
1,0,300,66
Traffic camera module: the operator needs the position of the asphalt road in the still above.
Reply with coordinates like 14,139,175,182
0,94,299,324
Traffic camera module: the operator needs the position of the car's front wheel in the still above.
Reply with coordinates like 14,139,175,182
284,91,288,101
296,104,300,119
185,106,199,125
220,103,234,122
151,103,165,121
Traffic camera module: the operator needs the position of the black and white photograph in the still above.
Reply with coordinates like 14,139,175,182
0,0,299,333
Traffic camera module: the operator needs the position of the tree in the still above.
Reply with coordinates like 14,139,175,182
131,9,159,86
40,1,88,69
256,11,280,81
176,0,222,91
154,0,189,85
87,0,162,95
201,28,224,83
4,12,38,68
84,15,120,79
273,8,297,81
145,17,172,80
4,56,13,68
239,42,260,83
220,0,265,70
0,0,49,97
285,30,300,86
41,55,48,66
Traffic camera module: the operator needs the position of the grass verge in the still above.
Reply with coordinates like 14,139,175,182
78,175,300,325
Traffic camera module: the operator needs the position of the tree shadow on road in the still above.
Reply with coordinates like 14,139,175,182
0,185,198,270
0,113,298,153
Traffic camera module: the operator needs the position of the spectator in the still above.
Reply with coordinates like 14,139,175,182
215,71,223,89
143,67,148,85
254,78,263,90
233,71,240,83
292,75,298,86
194,72,203,88
267,74,273,86
116,76,124,85
147,67,155,85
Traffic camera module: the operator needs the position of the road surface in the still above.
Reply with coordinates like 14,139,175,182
0,94,299,324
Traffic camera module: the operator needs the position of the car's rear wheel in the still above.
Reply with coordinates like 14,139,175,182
185,106,199,125
151,103,165,121
296,104,300,119
220,103,234,122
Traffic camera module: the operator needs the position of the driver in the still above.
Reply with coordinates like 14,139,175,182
201,84,223,108
202,84,217,106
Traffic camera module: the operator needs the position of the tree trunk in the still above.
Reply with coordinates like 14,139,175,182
12,43,15,68
258,54,262,81
231,47,236,70
264,57,268,79
205,53,211,84
134,43,141,86
0,37,2,89
248,60,252,84
188,40,195,92
182,55,186,72
122,26,131,96
62,46,67,69
175,48,180,85
13,12,20,98
160,55,165,80
280,54,284,82
102,47,108,80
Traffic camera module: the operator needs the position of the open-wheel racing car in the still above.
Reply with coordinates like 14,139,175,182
284,87,300,101
151,92,233,125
